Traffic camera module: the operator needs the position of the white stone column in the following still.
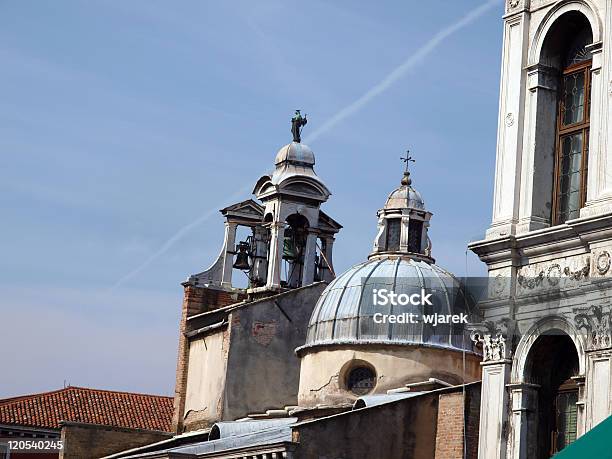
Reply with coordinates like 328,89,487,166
372,215,386,253
487,12,529,239
472,328,514,459
479,360,512,459
221,222,237,287
573,304,612,431
582,43,608,215
585,349,612,430
507,383,539,459
399,215,411,252
265,222,285,290
301,232,318,286
517,64,558,233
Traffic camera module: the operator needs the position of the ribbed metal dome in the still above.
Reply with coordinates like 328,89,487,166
300,257,474,353
384,185,425,210
275,142,315,166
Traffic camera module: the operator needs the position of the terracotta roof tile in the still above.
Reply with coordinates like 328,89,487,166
0,387,173,432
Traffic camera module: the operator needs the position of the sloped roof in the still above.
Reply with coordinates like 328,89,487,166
0,386,173,432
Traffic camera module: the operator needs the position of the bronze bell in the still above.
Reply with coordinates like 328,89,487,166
283,235,297,260
233,241,251,270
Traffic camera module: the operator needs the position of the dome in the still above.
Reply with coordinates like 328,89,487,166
275,142,315,166
299,256,474,354
384,184,425,210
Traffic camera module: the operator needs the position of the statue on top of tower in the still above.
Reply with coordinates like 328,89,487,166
291,110,307,143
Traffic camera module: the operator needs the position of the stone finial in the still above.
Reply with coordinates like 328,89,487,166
400,150,414,186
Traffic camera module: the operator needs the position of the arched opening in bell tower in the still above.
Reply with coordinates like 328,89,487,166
282,213,309,288
523,333,579,458
536,11,593,225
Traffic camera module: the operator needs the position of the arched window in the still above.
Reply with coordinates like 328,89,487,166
385,218,401,251
553,26,592,224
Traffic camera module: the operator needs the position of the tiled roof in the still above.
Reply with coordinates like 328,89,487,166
0,386,173,432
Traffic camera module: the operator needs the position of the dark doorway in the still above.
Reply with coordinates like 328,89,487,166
525,333,579,458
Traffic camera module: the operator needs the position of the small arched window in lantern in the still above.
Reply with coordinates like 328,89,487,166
386,218,401,251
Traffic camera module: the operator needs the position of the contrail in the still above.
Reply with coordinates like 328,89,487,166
304,0,502,143
110,184,252,291
111,0,499,290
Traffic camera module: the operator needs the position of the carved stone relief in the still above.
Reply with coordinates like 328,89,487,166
470,319,516,362
516,256,590,293
506,0,531,12
595,251,611,275
573,305,612,351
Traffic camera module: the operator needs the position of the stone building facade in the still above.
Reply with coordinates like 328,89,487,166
469,0,612,458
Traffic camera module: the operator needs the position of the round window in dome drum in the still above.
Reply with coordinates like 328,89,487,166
347,366,376,395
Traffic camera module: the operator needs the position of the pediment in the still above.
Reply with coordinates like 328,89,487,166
278,177,330,201
319,210,343,232
221,199,264,219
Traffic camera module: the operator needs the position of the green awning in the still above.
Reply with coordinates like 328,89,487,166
554,415,612,458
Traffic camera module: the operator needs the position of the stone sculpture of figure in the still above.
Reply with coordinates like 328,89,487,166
291,110,307,143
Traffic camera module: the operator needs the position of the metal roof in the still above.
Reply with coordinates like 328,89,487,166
298,257,475,353
117,419,297,458
275,141,315,166
209,418,297,440
384,184,425,210
352,392,425,409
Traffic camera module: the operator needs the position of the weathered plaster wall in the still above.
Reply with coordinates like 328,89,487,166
183,330,228,429
180,283,325,431
172,285,245,433
292,384,481,459
59,422,170,459
297,345,481,407
223,283,325,421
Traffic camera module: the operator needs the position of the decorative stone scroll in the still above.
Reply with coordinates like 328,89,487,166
470,319,516,362
564,259,590,280
573,305,612,351
517,257,590,291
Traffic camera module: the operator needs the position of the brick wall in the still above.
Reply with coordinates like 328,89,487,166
435,392,466,459
464,383,481,459
171,285,245,433
59,422,170,459
434,384,481,459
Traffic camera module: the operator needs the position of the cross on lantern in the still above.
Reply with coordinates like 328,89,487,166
400,150,415,173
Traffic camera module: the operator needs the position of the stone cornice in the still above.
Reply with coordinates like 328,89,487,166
471,213,612,265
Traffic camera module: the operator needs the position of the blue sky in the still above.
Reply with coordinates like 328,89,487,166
0,0,503,398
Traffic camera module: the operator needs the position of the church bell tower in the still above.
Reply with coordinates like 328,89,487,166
187,112,341,295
